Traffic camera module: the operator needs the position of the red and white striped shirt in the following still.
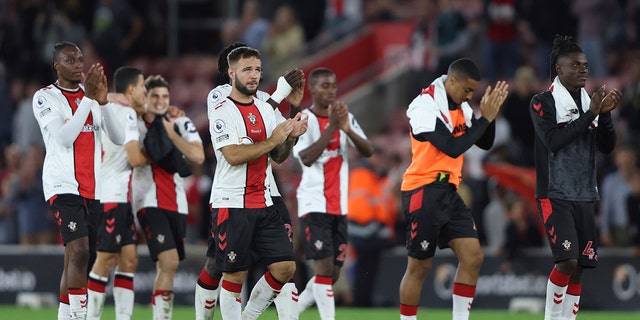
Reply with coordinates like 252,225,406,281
208,97,279,208
293,109,367,216
131,116,202,214
33,84,102,200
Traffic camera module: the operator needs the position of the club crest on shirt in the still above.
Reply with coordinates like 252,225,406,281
227,251,237,263
68,221,78,232
562,240,572,251
247,112,257,126
420,240,430,251
157,234,165,244
115,234,122,245
314,240,324,251
75,98,82,106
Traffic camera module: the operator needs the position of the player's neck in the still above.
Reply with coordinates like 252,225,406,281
310,104,329,116
55,79,80,91
229,89,253,104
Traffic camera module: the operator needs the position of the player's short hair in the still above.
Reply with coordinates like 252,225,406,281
52,41,80,64
550,35,583,80
113,66,142,94
218,42,247,81
145,74,170,92
308,67,335,86
447,58,480,81
227,47,260,69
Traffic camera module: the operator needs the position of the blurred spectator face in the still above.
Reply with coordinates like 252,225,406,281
614,147,638,176
146,86,170,114
273,5,296,33
514,66,537,93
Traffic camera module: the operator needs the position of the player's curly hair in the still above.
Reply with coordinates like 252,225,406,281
145,74,170,91
549,35,583,80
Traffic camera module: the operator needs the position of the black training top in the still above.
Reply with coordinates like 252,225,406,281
529,90,616,201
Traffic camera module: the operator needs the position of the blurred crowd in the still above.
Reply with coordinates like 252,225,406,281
1,0,640,304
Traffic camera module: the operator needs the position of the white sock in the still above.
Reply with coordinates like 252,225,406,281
114,272,135,320
312,276,335,320
195,283,220,320
400,316,417,320
452,294,474,320
545,269,570,320
152,290,174,320
297,277,315,314
452,283,475,320
242,272,283,320
274,282,299,320
58,301,70,320
220,280,242,320
560,283,581,320
68,288,88,320
87,272,108,320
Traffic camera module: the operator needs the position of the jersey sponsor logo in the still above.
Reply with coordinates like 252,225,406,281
213,119,225,133
184,120,197,133
562,239,572,251
39,108,52,118
35,95,46,108
68,221,78,232
247,112,257,126
216,134,229,143
82,124,100,132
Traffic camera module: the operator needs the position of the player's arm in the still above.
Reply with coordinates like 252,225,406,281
270,113,307,163
125,140,149,167
596,111,616,154
343,115,373,157
529,94,597,153
473,119,495,150
297,121,338,167
40,96,95,148
101,103,126,145
413,117,492,158
163,117,205,165
221,125,291,166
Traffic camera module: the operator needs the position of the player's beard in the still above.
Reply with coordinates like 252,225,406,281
235,75,258,96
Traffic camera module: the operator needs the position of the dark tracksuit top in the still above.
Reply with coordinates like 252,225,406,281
529,90,616,201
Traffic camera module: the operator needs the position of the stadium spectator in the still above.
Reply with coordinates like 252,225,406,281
529,35,620,320
482,0,519,82
599,145,638,247
239,0,269,51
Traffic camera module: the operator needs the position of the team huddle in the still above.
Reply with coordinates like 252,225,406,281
35,34,621,320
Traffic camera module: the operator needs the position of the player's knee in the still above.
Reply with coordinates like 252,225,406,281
270,261,296,282
556,259,578,274
68,245,90,268
468,250,484,270
158,255,180,274
120,254,138,272
204,259,222,280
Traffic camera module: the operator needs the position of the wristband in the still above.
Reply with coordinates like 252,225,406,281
270,76,293,104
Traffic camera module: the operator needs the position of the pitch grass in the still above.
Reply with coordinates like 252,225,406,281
1,305,638,319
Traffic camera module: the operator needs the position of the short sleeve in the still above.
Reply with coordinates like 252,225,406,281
32,90,61,130
122,107,139,144
174,116,202,143
210,102,240,150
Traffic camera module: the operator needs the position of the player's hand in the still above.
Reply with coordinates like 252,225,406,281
589,85,606,115
107,92,129,106
84,64,108,104
285,80,305,107
167,105,185,118
600,87,621,114
271,120,294,144
162,115,176,136
479,81,509,122
283,68,305,90
288,112,308,139
334,101,350,133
